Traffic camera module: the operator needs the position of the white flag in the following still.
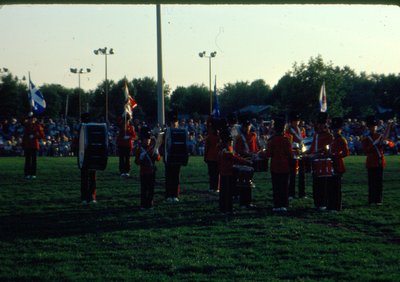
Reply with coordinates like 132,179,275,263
319,81,327,113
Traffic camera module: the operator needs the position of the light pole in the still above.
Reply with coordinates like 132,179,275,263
94,47,114,123
70,68,91,119
199,51,217,114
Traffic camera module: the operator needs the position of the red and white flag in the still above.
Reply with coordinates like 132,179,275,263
319,81,327,113
123,82,137,117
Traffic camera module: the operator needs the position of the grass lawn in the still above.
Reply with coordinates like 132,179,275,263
0,155,399,281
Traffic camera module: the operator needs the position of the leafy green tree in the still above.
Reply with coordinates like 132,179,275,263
0,74,29,118
272,55,353,121
40,84,72,119
185,84,209,116
219,79,272,114
132,77,170,122
169,86,188,114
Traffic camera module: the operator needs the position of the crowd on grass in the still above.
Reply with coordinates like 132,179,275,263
1,115,400,157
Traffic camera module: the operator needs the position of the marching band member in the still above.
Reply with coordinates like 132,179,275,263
22,112,45,179
234,114,258,207
135,126,161,210
117,114,136,177
75,112,97,205
309,112,333,211
265,117,294,212
218,126,252,214
327,117,350,211
285,112,307,199
204,117,220,193
164,110,184,203
361,116,386,205
234,115,259,158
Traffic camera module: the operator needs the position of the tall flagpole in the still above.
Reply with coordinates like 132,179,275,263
65,94,69,122
209,56,212,114
28,72,32,112
156,4,165,127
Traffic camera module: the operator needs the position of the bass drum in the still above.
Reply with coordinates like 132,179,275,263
164,128,189,166
78,123,108,170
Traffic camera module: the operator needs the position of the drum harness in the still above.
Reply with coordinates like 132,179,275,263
239,129,250,154
314,134,319,154
140,144,156,170
367,134,383,166
290,126,304,149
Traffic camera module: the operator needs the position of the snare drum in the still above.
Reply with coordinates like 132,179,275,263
233,165,255,206
233,165,254,182
312,158,333,177
252,157,268,172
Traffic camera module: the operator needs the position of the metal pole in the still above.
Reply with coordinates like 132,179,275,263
209,57,212,114
105,54,108,123
65,93,69,122
78,72,81,119
156,4,165,127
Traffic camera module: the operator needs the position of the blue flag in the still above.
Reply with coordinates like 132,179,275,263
29,79,46,114
211,77,220,118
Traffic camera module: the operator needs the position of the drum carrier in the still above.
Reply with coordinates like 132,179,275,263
164,128,189,166
78,123,108,170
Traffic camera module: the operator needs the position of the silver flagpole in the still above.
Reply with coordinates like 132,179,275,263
156,4,165,127
65,93,69,122
28,72,32,112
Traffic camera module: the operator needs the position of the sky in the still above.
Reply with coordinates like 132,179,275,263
0,4,399,92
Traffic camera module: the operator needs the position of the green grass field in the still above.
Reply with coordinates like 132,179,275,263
0,156,399,281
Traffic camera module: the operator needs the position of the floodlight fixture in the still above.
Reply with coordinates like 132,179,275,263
198,51,218,114
93,46,115,123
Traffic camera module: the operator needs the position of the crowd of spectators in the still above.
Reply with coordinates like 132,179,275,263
1,115,399,157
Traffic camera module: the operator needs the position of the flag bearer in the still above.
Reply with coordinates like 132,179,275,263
135,126,161,210
22,112,45,179
117,114,136,177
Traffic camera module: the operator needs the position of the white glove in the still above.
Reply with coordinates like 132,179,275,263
140,152,146,160
153,149,159,156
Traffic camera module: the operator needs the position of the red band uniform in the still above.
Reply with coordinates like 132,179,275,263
361,116,386,205
135,127,161,209
117,118,136,176
285,112,307,198
22,114,45,178
73,113,97,204
265,118,294,211
233,118,258,198
204,118,220,192
309,113,333,210
327,118,350,211
218,131,251,213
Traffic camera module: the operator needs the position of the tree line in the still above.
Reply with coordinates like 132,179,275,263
1,55,399,123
